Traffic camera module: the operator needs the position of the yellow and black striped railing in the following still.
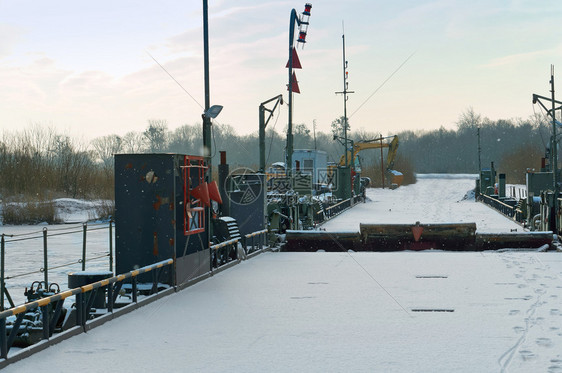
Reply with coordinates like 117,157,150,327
0,258,173,360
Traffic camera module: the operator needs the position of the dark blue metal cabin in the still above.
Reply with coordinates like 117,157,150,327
115,153,210,286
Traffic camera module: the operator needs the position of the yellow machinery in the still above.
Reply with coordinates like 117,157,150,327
337,135,403,188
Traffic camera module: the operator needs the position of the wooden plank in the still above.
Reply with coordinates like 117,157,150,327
360,223,476,240
284,230,361,252
360,223,477,251
475,231,552,250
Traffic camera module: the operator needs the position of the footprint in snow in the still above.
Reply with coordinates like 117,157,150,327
519,350,536,361
536,337,553,347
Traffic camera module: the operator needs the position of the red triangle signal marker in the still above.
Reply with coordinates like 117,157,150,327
411,224,424,242
287,72,300,94
190,182,210,206
285,48,302,69
208,180,222,204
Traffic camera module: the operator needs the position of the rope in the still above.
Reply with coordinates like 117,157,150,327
4,224,111,243
5,253,110,279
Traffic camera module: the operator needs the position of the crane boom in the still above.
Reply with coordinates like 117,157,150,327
338,135,398,169
337,135,402,188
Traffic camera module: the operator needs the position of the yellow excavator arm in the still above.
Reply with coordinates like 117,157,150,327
337,135,402,187
338,135,399,169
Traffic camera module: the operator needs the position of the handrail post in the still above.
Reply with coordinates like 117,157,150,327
43,227,48,287
1,234,5,312
76,292,83,327
132,277,138,303
107,283,113,313
41,305,49,340
0,317,7,359
82,223,87,271
109,219,114,273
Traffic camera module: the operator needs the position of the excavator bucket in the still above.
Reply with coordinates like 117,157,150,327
388,170,404,188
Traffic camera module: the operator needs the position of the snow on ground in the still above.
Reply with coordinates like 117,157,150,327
322,174,523,233
53,198,105,223
3,174,562,372
0,198,107,226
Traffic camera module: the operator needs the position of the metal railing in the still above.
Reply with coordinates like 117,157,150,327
1,221,113,311
478,194,516,217
477,194,525,224
0,225,271,364
322,198,352,220
244,229,267,253
210,229,268,266
0,258,173,360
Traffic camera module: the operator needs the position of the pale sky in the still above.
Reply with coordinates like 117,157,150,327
1,0,561,142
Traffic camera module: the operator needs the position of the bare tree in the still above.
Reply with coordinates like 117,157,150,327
122,131,145,153
91,134,122,167
331,116,350,138
144,119,168,152
456,107,482,131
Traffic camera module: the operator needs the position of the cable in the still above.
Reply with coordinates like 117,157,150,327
533,103,548,149
4,223,111,243
349,51,416,119
146,51,203,109
265,106,282,166
211,125,217,158
323,230,413,318
5,253,110,279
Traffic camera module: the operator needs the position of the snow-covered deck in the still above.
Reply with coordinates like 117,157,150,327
3,175,562,372
322,175,523,233
4,251,562,373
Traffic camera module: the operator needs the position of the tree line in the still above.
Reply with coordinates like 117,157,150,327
0,109,553,203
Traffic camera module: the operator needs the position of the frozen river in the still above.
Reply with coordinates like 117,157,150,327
1,222,113,307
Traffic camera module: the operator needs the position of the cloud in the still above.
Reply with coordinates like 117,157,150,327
483,44,562,68
0,24,25,58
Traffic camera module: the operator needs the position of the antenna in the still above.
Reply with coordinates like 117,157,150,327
335,22,354,166
313,119,317,150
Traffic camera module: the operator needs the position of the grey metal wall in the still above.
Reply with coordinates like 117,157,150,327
228,174,266,236
114,154,209,286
